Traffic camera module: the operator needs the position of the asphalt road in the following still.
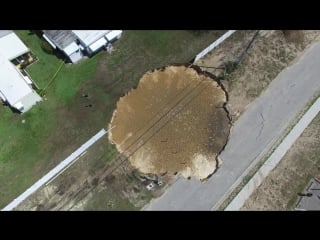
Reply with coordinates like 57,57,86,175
226,96,320,210
144,41,320,210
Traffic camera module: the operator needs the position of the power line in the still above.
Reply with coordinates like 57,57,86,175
236,30,260,66
58,68,222,210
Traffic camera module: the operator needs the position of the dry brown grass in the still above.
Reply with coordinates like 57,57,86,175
242,112,320,210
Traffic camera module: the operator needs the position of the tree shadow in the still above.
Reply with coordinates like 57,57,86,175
30,30,69,63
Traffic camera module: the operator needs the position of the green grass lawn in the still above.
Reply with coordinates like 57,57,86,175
0,30,224,209
0,31,103,207
15,31,104,104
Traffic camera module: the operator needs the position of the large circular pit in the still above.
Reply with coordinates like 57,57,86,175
108,65,230,181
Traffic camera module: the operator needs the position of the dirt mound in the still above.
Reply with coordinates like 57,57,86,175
108,65,230,181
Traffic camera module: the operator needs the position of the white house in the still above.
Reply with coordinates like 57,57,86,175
42,30,122,63
0,30,41,113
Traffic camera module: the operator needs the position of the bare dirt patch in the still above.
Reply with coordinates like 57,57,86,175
108,65,231,181
15,138,155,211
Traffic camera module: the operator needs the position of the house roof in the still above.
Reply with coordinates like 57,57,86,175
0,31,29,60
63,41,79,55
0,31,41,112
88,37,107,52
43,30,77,50
0,54,38,107
15,89,42,113
0,30,12,38
105,30,122,41
72,30,110,47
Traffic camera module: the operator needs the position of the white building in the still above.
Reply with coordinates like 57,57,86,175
42,30,122,63
0,30,41,113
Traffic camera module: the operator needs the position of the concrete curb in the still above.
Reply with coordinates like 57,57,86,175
2,128,110,211
225,97,320,210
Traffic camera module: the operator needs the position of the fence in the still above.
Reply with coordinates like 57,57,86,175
193,30,237,63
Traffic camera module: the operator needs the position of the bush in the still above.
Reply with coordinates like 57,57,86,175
224,61,238,74
282,30,304,44
218,61,238,80
40,39,54,54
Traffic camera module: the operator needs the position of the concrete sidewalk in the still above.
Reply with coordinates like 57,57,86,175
2,128,109,211
144,40,320,211
226,96,320,210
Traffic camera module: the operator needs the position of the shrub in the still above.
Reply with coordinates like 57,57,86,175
224,61,238,74
40,39,54,54
282,30,304,44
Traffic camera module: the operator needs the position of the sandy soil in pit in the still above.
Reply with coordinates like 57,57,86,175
108,65,230,180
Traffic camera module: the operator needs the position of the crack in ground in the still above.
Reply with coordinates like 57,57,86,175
256,112,265,140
